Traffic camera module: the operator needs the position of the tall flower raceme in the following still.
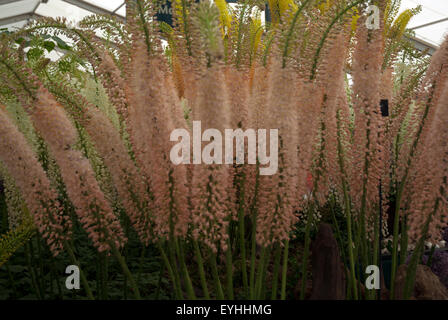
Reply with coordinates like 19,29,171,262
43,77,154,246
32,87,127,253
123,37,190,240
1,0,446,301
404,37,448,243
255,53,300,247
190,63,236,252
0,105,71,255
350,20,386,218
314,29,351,199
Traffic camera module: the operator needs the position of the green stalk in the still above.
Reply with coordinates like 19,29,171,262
101,252,108,299
136,247,146,285
178,240,196,300
249,165,260,299
168,241,184,299
136,0,152,55
193,240,210,299
6,264,18,299
25,242,42,299
238,172,248,297
390,84,436,298
403,199,438,299
344,186,358,300
280,240,289,300
399,215,409,265
210,251,225,299
235,1,249,68
260,246,272,299
64,243,94,300
168,240,183,297
282,0,313,68
329,195,350,299
254,246,267,299
329,195,348,268
300,205,313,300
225,238,234,300
50,260,63,299
35,236,46,299
271,244,282,300
111,245,141,300
157,242,182,299
154,259,164,300
180,0,192,56
426,245,436,267
335,109,358,299
370,209,380,300
310,0,365,80
249,214,257,299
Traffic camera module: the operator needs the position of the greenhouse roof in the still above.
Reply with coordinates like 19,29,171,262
0,0,126,30
0,0,447,53
400,0,448,51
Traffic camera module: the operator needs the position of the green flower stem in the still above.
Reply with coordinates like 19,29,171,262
178,240,196,300
282,0,313,68
280,240,289,300
5,264,18,299
238,172,248,297
193,240,210,299
24,242,42,300
181,0,192,56
300,206,313,300
225,237,234,300
136,247,146,285
154,259,164,300
111,244,141,300
391,83,435,298
35,236,46,299
370,209,380,300
157,242,182,299
271,243,281,300
310,0,365,80
335,109,358,299
399,215,408,265
344,183,358,300
260,246,272,299
64,243,94,300
249,214,257,299
403,199,438,299
210,251,225,299
249,166,260,299
254,246,267,299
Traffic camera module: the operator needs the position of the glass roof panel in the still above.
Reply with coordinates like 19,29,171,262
412,20,448,46
0,0,39,20
0,0,446,46
35,0,93,23
82,0,125,12
0,20,27,30
116,4,125,17
400,0,448,46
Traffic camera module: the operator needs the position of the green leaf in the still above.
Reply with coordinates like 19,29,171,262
26,48,44,61
15,37,25,45
43,41,56,53
52,36,71,50
0,219,35,267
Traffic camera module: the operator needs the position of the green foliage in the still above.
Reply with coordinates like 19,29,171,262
0,219,35,268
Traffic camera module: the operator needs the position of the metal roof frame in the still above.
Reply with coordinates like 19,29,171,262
0,0,443,55
0,0,126,27
60,0,125,21
410,17,448,31
0,0,44,27
405,34,438,55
